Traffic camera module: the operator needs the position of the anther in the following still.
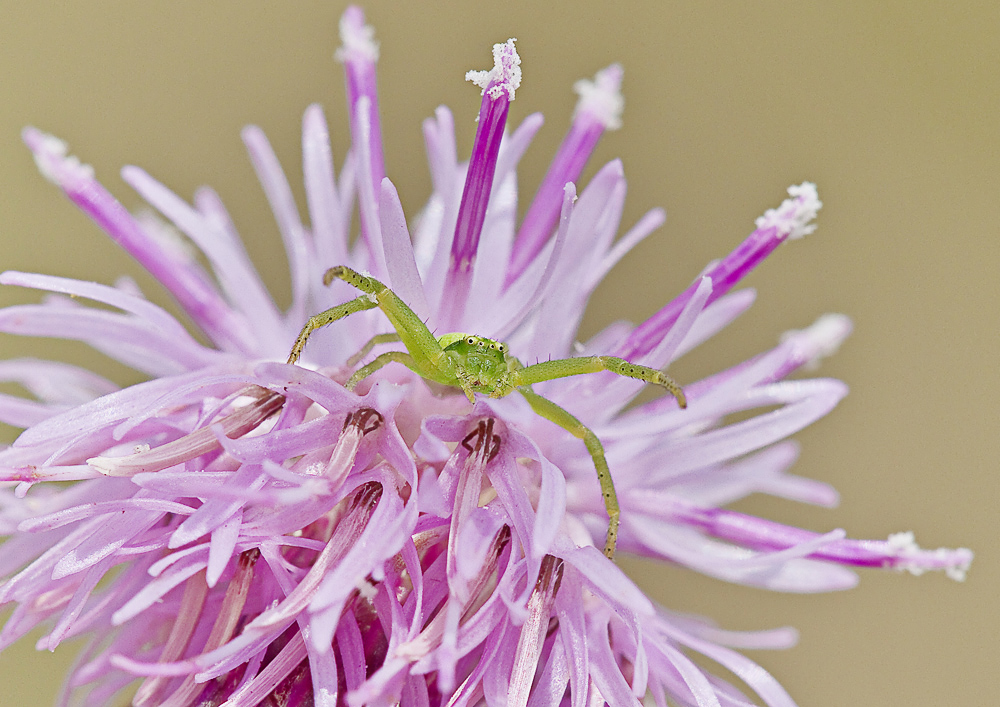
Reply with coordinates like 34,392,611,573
350,480,384,512
461,418,501,462
343,407,384,435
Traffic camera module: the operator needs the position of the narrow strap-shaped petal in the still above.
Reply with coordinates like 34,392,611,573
11,366,240,450
553,574,590,707
51,501,168,580
0,302,220,377
552,275,711,422
586,609,641,706
168,465,267,549
635,380,848,480
22,127,248,351
2,271,191,338
0,357,117,405
504,427,567,559
242,125,312,330
17,498,194,533
672,289,757,360
422,106,458,208
121,167,286,357
339,5,386,265
551,542,655,617
303,103,349,271
643,638,723,707
616,184,821,361
663,625,798,707
488,183,576,340
585,206,665,293
0,395,65,428
112,560,207,626
418,107,462,309
508,64,624,283
351,97,387,276
380,178,429,319
525,159,626,358
624,521,860,592
194,186,287,340
41,557,116,650
442,39,521,328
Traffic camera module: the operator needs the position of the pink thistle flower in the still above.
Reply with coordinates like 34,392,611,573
0,6,972,707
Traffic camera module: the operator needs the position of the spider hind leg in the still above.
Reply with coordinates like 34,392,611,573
517,388,622,559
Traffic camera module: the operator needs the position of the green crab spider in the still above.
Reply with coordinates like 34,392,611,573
287,265,687,559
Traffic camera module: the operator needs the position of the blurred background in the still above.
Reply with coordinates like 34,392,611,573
0,1,995,704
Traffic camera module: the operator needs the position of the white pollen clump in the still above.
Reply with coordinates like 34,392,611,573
755,181,822,240
31,131,94,187
887,531,973,582
336,7,379,63
887,531,918,552
945,558,972,582
888,532,929,577
573,63,624,130
465,38,521,101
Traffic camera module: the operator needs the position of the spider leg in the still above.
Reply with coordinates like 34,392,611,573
346,351,419,390
287,295,379,364
517,386,621,559
347,332,402,367
323,266,459,386
509,355,686,408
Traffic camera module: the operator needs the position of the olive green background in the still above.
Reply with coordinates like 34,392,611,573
1,2,995,705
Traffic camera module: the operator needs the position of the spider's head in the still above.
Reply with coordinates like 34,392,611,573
438,333,510,392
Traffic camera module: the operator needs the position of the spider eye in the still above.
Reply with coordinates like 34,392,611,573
467,337,475,345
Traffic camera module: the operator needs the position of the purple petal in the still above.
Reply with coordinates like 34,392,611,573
380,178,429,319
17,498,194,533
339,6,386,264
206,512,242,587
670,627,798,707
616,184,821,362
122,168,285,358
303,104,349,270
0,358,117,405
508,64,623,282
552,543,654,617
242,126,312,330
22,127,248,351
112,560,206,626
442,39,520,328
488,183,576,339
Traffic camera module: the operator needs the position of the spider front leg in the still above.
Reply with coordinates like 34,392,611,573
289,265,463,391
508,355,686,408
287,296,379,364
321,266,462,388
518,387,622,559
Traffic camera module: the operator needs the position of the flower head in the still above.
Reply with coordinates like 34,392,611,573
0,6,971,707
